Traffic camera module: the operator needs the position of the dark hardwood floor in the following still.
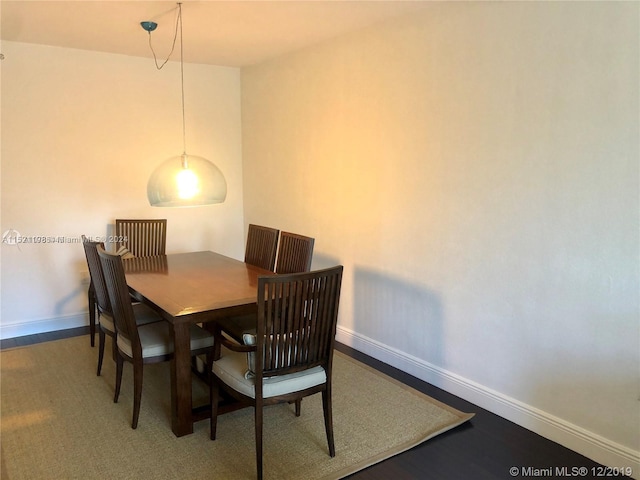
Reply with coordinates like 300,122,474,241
1,327,631,480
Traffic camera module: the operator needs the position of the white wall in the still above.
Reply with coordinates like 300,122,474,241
0,41,245,337
241,1,639,470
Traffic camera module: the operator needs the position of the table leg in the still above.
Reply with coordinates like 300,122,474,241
170,321,194,437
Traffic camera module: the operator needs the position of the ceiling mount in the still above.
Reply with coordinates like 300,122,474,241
140,21,157,32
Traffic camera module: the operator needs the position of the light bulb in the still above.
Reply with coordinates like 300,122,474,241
176,168,199,199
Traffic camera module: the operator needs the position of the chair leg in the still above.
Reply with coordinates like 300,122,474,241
255,401,264,480
111,336,117,362
114,353,123,403
88,285,96,347
210,378,221,440
206,352,214,378
322,388,335,457
131,360,144,429
97,329,106,376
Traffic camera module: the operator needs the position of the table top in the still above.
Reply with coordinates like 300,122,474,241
124,251,272,321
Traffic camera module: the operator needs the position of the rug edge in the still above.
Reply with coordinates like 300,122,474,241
321,412,475,480
334,350,475,418
324,351,475,480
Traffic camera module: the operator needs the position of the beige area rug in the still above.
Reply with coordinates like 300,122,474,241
1,335,473,480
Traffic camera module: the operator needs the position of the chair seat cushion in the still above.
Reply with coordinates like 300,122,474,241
117,322,213,359
132,303,165,326
98,312,116,334
99,303,161,334
212,350,326,399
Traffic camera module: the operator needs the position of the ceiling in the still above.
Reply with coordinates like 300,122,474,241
1,1,430,67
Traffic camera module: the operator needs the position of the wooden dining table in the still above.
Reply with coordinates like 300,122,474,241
123,250,271,437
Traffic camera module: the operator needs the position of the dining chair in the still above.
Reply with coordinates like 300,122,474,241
210,265,344,480
85,218,165,348
98,245,214,429
213,225,278,343
82,237,162,376
84,219,166,343
244,224,279,272
275,231,314,274
218,230,315,344
114,219,167,257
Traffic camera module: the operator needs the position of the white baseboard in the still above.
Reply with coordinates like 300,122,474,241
336,326,640,473
0,313,88,340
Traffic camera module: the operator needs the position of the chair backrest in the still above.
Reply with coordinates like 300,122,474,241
115,219,167,257
275,231,314,274
82,236,112,316
244,224,279,272
97,245,141,356
255,265,343,381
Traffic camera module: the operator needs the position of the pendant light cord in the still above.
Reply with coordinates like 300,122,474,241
178,3,187,157
146,5,180,70
145,3,187,158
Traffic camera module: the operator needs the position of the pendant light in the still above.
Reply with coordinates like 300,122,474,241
143,3,227,207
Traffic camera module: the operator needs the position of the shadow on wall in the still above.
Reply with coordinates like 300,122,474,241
55,259,88,316
353,266,445,368
310,252,342,271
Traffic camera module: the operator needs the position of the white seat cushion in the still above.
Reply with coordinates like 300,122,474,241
212,350,326,399
98,303,161,334
132,303,164,325
98,312,116,334
117,323,213,359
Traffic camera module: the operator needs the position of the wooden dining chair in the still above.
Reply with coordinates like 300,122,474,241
210,265,344,480
217,230,315,344
213,225,278,343
82,237,162,376
275,231,314,274
85,219,164,347
244,224,279,272
98,246,214,429
114,219,167,257
85,219,164,348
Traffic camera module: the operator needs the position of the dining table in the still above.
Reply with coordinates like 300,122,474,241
123,250,271,437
